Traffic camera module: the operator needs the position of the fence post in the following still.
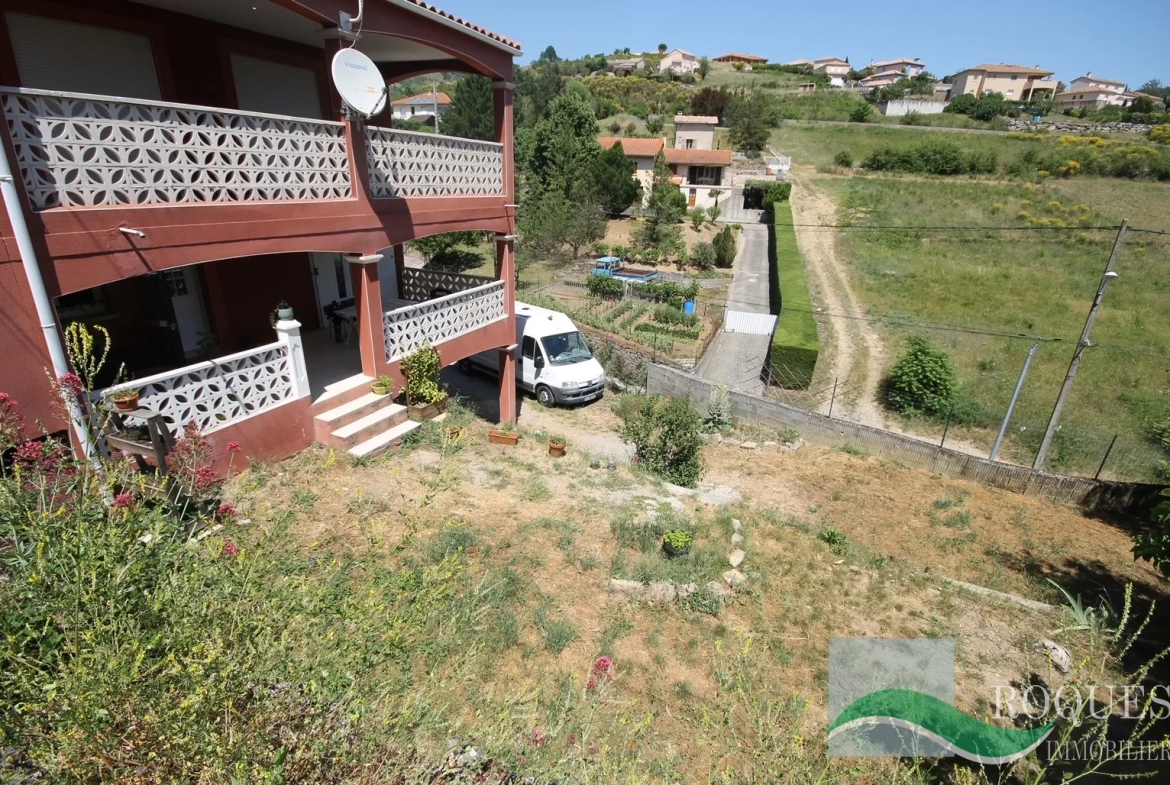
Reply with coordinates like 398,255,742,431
828,377,838,419
275,319,311,399
1094,434,1118,480
939,403,956,448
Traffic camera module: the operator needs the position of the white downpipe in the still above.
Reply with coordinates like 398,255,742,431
0,145,98,461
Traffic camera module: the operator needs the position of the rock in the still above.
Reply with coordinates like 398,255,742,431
740,441,758,450
648,582,677,603
677,582,698,599
729,549,745,568
731,518,743,533
723,569,748,588
608,578,644,595
731,533,745,548
762,441,779,451
1039,639,1072,675
790,440,804,451
705,580,733,602
698,485,742,506
848,565,860,573
723,438,741,447
709,433,724,444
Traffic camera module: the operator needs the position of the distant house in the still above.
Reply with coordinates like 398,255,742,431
672,114,718,150
797,82,817,93
660,48,699,74
390,90,451,121
859,70,905,93
598,135,732,209
787,59,814,68
608,58,646,76
713,52,768,65
949,64,1058,101
1055,74,1139,110
813,57,850,87
869,57,926,77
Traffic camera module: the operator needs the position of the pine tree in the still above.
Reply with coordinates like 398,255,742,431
442,75,494,141
591,142,642,215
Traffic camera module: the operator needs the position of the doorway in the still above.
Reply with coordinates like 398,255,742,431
162,267,210,357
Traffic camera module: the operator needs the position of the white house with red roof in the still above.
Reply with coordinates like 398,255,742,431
391,90,452,121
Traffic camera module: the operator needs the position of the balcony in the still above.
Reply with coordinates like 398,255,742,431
383,279,506,363
0,87,507,212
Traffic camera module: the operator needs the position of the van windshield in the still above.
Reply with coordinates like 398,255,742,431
541,331,593,366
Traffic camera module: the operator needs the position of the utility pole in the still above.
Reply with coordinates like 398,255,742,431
1033,220,1127,471
990,343,1038,462
432,81,440,132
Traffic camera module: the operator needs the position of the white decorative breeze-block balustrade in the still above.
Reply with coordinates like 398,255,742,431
1,88,352,210
365,126,503,198
384,280,506,363
97,334,307,438
400,267,495,301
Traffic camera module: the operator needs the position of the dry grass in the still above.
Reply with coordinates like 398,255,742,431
229,398,1169,782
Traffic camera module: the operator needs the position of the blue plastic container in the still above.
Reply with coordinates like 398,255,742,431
683,300,696,316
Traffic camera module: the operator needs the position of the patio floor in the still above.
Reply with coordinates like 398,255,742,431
302,327,363,400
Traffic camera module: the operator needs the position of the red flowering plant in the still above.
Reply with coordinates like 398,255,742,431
586,656,616,691
0,391,24,452
169,421,220,507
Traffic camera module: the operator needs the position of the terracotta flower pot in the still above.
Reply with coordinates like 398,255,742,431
549,441,566,458
489,430,519,445
447,426,465,440
113,392,139,411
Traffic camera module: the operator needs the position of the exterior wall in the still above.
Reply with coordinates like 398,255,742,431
202,396,314,476
673,122,716,150
878,99,947,116
814,62,849,76
952,71,1057,100
1056,92,1123,110
1068,78,1125,94
660,51,698,73
633,157,655,205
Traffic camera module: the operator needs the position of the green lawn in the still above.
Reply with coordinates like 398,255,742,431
770,123,1034,168
816,174,1170,478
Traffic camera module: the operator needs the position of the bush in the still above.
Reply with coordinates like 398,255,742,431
899,110,927,126
650,304,699,327
401,344,445,404
712,226,736,267
849,103,873,123
862,138,998,176
945,93,976,115
587,273,624,299
1150,415,1170,451
743,180,793,218
1133,490,1170,579
631,279,699,303
767,202,819,388
833,150,854,168
880,336,959,417
688,207,705,231
645,114,665,134
1149,125,1170,145
692,241,716,270
618,394,705,486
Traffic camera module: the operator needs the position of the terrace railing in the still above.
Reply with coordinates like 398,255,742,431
365,126,504,198
383,279,506,363
0,87,352,210
400,267,496,301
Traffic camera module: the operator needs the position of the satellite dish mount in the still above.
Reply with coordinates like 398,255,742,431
331,47,387,118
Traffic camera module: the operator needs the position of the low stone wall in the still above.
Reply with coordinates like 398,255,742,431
1005,119,1154,134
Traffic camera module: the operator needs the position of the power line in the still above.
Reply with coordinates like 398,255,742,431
772,223,1125,232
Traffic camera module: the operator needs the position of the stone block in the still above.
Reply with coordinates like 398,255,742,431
608,578,644,595
723,569,748,588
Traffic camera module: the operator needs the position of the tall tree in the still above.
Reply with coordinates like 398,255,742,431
539,45,560,62
592,141,642,215
635,152,685,255
689,87,731,121
697,56,711,81
441,75,494,141
726,88,771,157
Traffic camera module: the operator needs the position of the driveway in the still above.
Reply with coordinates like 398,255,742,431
695,222,773,395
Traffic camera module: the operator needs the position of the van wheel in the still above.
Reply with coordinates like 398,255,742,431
536,385,556,407
457,359,473,375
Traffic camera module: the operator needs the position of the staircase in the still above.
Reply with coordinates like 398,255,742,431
311,375,421,458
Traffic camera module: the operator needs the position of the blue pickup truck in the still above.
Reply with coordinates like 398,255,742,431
592,256,659,283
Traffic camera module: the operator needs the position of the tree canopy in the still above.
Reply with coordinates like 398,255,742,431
441,75,494,141
592,142,642,215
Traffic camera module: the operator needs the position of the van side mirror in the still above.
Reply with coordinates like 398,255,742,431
534,354,545,369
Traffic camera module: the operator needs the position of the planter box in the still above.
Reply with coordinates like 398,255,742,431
489,430,520,445
407,395,448,422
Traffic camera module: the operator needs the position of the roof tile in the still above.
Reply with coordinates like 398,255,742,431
599,137,665,157
664,148,733,165
400,1,521,52
673,115,719,125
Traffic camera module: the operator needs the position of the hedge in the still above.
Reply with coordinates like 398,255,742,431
767,201,819,389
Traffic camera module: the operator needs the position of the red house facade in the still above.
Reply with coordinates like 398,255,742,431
0,0,520,465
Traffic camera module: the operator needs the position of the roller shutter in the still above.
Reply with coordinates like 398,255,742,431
230,53,322,119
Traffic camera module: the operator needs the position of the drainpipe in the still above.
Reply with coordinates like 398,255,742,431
0,146,98,461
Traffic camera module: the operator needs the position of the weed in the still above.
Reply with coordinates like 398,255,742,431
535,604,578,655
818,525,849,555
679,585,722,616
838,444,869,458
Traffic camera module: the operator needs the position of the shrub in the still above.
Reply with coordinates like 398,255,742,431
618,394,705,486
767,202,819,389
703,385,733,432
1149,125,1170,145
401,344,445,404
849,103,873,123
692,241,716,270
899,110,926,126
833,150,854,168
743,181,793,219
1133,489,1170,579
688,207,705,231
945,93,977,115
712,226,736,267
646,114,665,134
587,273,624,299
862,139,998,176
631,279,699,303
880,336,959,417
651,304,699,327
1150,415,1170,451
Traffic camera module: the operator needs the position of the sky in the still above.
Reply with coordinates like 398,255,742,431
436,0,1169,88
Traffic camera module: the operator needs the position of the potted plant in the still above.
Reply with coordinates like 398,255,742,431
109,388,140,412
548,433,567,458
489,422,519,446
401,344,448,421
270,300,294,328
370,375,394,396
662,529,693,558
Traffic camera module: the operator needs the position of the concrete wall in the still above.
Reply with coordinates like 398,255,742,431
674,123,716,150
878,99,947,116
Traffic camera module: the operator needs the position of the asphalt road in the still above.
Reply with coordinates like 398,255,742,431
695,222,773,395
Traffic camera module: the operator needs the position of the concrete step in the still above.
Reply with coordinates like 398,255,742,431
313,392,391,431
320,404,408,450
348,419,422,459
311,374,373,416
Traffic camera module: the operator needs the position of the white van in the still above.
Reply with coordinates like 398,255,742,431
460,302,606,407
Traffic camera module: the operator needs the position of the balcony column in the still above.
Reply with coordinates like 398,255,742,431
392,243,406,300
347,254,386,378
495,233,517,425
492,80,515,204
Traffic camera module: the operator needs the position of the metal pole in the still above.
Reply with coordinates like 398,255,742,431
1034,220,1127,471
1094,434,1118,480
0,145,98,462
990,343,1039,462
828,377,838,418
939,403,955,448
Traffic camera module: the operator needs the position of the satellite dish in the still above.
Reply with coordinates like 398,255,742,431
331,48,387,117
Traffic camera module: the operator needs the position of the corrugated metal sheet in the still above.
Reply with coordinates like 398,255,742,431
724,310,778,335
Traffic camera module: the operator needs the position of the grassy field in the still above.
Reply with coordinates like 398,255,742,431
813,173,1170,478
770,123,1031,168
768,201,820,387
870,111,1006,130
